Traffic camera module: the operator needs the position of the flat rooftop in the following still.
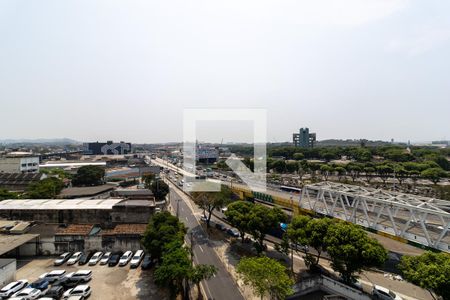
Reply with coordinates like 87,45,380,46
59,184,115,198
0,198,125,210
0,233,39,256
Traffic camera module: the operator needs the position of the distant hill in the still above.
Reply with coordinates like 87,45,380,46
0,138,80,145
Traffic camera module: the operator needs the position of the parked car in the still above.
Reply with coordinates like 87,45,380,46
44,286,64,299
130,250,145,268
141,255,154,270
227,228,240,237
70,270,92,283
118,251,133,266
39,270,66,283
63,285,91,299
67,252,83,265
372,285,402,300
88,251,103,266
52,276,83,290
54,252,72,266
215,223,227,231
78,251,96,265
108,252,123,267
67,296,85,300
200,215,207,222
12,287,41,300
0,280,29,299
27,279,49,292
99,252,111,265
290,243,309,252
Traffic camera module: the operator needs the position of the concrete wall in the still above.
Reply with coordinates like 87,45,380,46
290,275,371,300
0,156,39,173
101,236,143,252
0,259,16,287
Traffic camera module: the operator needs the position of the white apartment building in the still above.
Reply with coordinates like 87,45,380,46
0,152,40,173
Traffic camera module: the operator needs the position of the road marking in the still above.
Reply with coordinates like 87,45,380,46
181,207,184,211
185,216,189,221
199,245,204,253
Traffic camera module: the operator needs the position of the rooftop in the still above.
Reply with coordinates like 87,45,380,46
0,233,39,256
0,198,125,210
55,224,96,236
102,224,147,236
59,184,115,198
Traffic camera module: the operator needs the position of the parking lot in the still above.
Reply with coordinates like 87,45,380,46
14,257,168,300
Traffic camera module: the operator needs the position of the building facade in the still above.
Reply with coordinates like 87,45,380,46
293,128,316,148
83,141,132,155
0,153,40,173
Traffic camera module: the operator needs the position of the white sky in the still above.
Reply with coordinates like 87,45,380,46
0,0,449,143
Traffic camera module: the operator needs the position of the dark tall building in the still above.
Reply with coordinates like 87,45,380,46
83,141,132,155
293,128,316,148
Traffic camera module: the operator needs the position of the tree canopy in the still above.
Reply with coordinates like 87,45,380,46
25,177,64,199
191,186,234,227
224,201,253,242
399,252,450,300
237,256,294,300
325,222,387,284
72,165,105,186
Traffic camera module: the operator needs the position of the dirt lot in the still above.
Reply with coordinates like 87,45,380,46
15,257,169,300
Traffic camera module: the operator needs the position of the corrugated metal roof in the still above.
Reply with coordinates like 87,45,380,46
0,198,125,210
0,234,39,256
56,224,95,236
101,224,147,236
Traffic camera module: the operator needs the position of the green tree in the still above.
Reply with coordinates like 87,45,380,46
399,252,450,300
26,177,64,199
297,160,310,181
376,164,393,185
142,211,186,261
346,163,362,182
334,166,346,182
421,168,447,185
248,205,287,253
191,186,233,228
271,160,286,173
363,166,375,183
154,240,192,299
190,264,218,298
224,201,253,243
236,256,294,300
293,152,304,160
320,164,334,181
142,174,169,200
325,222,387,284
0,188,19,200
72,165,105,186
434,156,450,171
287,216,333,270
285,161,298,173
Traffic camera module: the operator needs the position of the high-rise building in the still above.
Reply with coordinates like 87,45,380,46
293,128,316,148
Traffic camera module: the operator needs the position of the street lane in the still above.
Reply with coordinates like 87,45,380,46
168,187,244,300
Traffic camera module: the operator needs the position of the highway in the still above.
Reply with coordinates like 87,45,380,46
166,180,244,300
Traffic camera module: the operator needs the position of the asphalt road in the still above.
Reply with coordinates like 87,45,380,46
168,185,244,300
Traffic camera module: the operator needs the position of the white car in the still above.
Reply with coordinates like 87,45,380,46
63,285,91,299
118,251,133,266
54,252,72,266
39,270,66,283
88,251,103,265
372,285,403,300
0,280,28,299
70,270,92,282
130,250,145,268
67,252,83,265
99,252,111,265
12,287,42,300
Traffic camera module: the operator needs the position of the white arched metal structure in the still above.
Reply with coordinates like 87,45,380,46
301,182,450,252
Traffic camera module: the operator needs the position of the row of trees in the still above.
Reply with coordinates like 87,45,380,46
284,215,387,284
142,211,217,299
258,159,448,186
268,145,450,167
225,201,286,253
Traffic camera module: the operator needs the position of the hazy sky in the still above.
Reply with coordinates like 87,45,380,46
1,0,449,143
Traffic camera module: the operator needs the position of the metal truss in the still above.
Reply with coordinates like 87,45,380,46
300,182,450,252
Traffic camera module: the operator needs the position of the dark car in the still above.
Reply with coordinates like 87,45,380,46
141,255,154,270
45,285,64,299
52,277,83,289
227,228,240,237
108,251,123,267
215,223,227,231
78,251,96,265
28,278,49,291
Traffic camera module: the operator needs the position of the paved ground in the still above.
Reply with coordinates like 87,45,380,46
15,257,168,300
167,181,245,300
